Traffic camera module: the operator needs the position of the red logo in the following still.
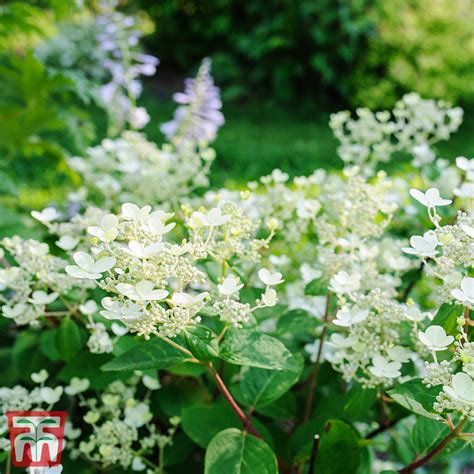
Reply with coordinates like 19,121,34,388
6,411,67,467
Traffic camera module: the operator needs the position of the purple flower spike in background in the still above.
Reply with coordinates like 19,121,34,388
161,58,224,146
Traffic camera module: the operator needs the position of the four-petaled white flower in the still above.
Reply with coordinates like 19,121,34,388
65,377,90,395
40,386,63,405
454,182,474,199
386,346,411,363
369,354,402,379
456,156,474,180
56,235,79,251
409,188,452,208
132,457,147,472
29,290,59,305
258,269,284,286
111,322,129,336
2,303,27,319
31,369,49,384
79,300,98,315
142,375,161,391
123,241,163,259
116,280,168,302
261,288,277,307
443,372,474,406
121,203,159,224
460,224,474,238
329,271,361,294
333,306,369,327
218,275,244,296
402,230,439,257
451,276,474,304
171,292,208,308
101,298,144,321
66,252,116,280
148,216,176,235
203,208,231,227
326,333,356,349
88,214,119,243
31,207,61,223
418,325,454,351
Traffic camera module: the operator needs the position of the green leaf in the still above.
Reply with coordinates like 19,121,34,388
412,417,448,454
101,337,189,371
239,354,303,407
58,352,132,389
182,400,242,448
205,428,278,474
344,385,377,420
184,326,219,362
12,331,48,379
313,420,361,474
219,329,299,371
430,303,464,336
276,310,320,335
388,379,442,420
412,417,466,459
253,391,297,420
305,278,329,296
39,329,61,361
55,317,83,361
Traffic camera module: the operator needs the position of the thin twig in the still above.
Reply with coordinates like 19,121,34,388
303,292,332,421
365,418,399,439
307,434,320,474
398,418,467,473
206,363,262,438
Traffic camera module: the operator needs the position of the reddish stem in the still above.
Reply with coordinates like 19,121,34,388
206,363,262,438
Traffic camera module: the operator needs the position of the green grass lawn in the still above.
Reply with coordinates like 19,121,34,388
6,87,474,212
142,90,474,188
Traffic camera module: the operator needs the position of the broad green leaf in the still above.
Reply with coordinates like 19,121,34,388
55,317,83,361
154,379,211,418
253,391,297,420
101,337,189,371
305,278,329,296
12,331,48,379
412,417,466,459
344,385,377,420
412,417,448,454
182,399,242,448
313,420,361,474
219,329,299,371
205,428,278,474
58,352,132,389
184,326,219,362
388,379,442,420
239,354,303,407
430,303,464,336
39,329,61,361
276,310,320,335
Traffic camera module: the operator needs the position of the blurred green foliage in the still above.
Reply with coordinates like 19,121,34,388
352,0,474,108
141,0,374,104
140,0,474,108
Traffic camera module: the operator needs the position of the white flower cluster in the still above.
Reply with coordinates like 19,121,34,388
69,131,215,208
69,60,225,208
0,371,84,453
0,237,92,326
404,184,473,304
63,202,277,337
73,377,173,472
402,184,474,420
330,93,463,173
